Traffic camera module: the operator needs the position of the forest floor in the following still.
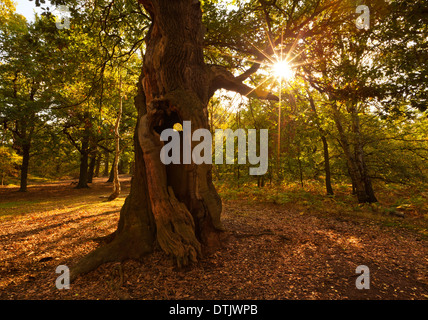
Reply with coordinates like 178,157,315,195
0,176,427,300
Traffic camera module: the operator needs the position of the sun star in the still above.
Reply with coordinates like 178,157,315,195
273,59,294,81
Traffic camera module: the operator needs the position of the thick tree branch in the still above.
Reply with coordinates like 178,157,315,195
205,0,341,87
235,63,261,82
209,65,278,101
63,128,82,153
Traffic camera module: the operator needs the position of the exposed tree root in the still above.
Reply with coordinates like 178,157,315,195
91,231,117,244
107,191,120,201
70,192,155,282
70,230,153,283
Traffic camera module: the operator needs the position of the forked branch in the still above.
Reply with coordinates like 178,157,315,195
209,65,278,101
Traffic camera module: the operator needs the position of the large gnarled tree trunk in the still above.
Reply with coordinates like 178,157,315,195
71,0,275,280
71,0,220,279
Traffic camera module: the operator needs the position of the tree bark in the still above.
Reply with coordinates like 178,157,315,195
75,134,90,189
87,152,97,183
307,92,334,195
332,103,377,203
19,143,30,192
103,150,110,176
94,152,101,178
108,71,123,201
135,0,224,267
321,136,334,195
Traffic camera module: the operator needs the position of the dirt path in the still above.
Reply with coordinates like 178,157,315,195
0,179,427,299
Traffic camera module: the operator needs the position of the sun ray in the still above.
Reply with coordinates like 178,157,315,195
283,29,305,62
243,74,276,99
205,47,277,72
265,25,280,62
247,40,276,65
204,47,262,64
207,24,316,105
286,47,308,64
290,57,324,69
280,28,284,62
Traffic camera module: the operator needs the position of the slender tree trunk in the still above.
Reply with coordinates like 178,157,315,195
74,111,92,189
107,156,115,183
307,92,334,195
75,135,90,189
298,156,303,188
350,106,377,202
332,103,377,203
87,152,97,183
346,162,357,194
94,153,101,178
55,162,61,175
103,150,110,176
108,71,123,201
118,159,126,174
321,136,334,195
19,143,30,192
257,175,265,188
71,0,223,279
76,150,89,189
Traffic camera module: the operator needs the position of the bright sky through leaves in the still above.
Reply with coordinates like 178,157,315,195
273,60,294,81
14,0,41,21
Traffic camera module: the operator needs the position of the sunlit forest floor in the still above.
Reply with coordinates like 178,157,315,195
0,176,427,299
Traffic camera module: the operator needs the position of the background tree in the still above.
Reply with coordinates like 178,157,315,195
0,12,61,191
0,145,22,185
